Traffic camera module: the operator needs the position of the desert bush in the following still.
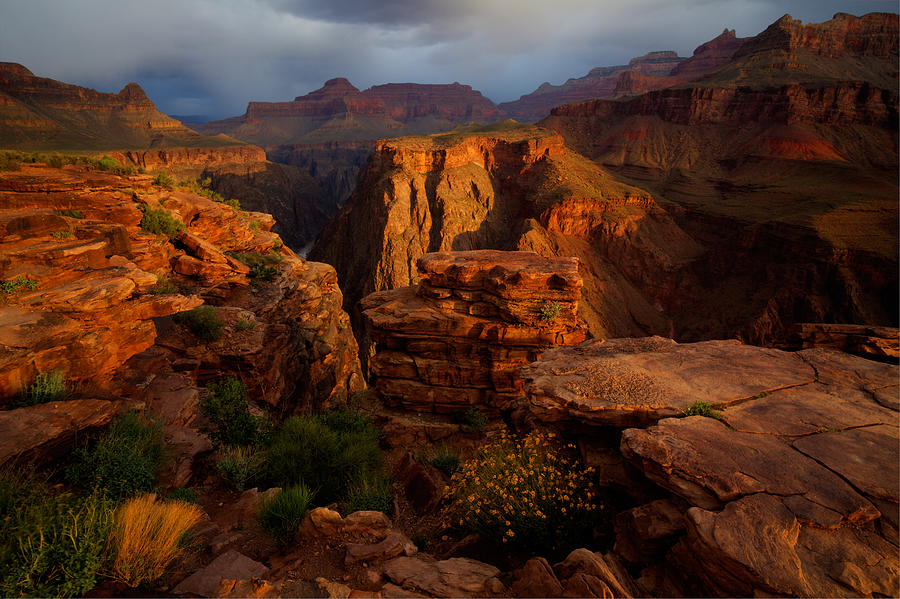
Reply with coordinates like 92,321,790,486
109,494,203,587
174,305,224,342
258,483,313,543
216,446,263,491
264,411,382,504
67,412,164,500
682,401,722,420
0,151,22,171
52,229,73,239
139,207,184,239
0,474,113,598
539,301,561,322
445,431,600,556
18,370,69,406
202,377,264,447
149,275,180,295
168,487,199,504
455,407,488,433
428,446,460,476
1,275,38,294
153,171,175,189
346,473,393,514
235,317,256,330
231,251,282,285
54,208,84,218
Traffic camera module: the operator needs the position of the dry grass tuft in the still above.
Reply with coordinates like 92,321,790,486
109,494,203,587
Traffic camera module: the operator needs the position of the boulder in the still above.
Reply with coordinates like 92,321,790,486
383,555,504,598
173,549,269,597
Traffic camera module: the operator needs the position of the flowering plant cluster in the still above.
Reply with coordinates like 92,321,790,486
445,430,600,554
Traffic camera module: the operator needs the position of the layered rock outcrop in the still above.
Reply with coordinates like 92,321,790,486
0,162,362,417
361,251,586,414
0,62,242,150
541,11,899,343
521,336,899,597
312,124,699,341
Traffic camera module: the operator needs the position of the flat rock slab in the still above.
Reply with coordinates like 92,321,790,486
0,399,137,467
174,549,269,597
523,337,815,427
383,556,503,598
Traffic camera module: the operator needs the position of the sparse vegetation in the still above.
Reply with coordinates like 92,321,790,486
248,219,261,231
1,275,38,294
149,275,180,295
139,206,184,239
67,412,165,500
0,475,113,598
174,305,224,342
231,250,282,285
54,209,84,218
202,376,265,448
0,151,141,175
216,446,263,491
682,401,723,420
18,370,68,406
428,446,461,476
346,473,393,514
264,411,383,505
455,407,488,433
168,487,199,504
153,171,176,189
258,484,313,544
52,229,73,239
0,151,22,171
539,301,562,322
108,494,203,587
235,317,256,330
446,431,600,556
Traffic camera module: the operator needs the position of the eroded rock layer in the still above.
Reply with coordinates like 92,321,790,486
522,336,899,597
0,163,363,416
362,250,586,414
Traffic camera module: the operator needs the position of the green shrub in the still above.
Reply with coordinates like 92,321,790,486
455,407,488,433
153,171,175,189
235,318,256,330
224,198,241,209
18,370,68,406
149,275,180,295
248,220,261,231
682,401,722,420
66,412,164,500
346,473,393,514
446,431,600,557
258,484,313,544
202,377,264,447
0,151,22,171
264,412,382,504
0,476,113,598
429,450,460,476
54,209,84,219
539,301,562,322
174,305,224,342
1,275,38,294
52,229,73,239
216,446,263,491
139,207,184,239
232,251,282,285
168,487,199,504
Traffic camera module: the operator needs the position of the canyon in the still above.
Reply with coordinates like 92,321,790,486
0,8,897,599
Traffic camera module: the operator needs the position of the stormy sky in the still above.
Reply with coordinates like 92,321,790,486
0,0,895,120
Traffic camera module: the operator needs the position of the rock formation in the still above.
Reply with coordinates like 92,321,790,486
0,62,240,150
541,11,899,343
312,122,699,341
361,251,586,414
498,30,747,122
521,336,899,597
0,160,362,464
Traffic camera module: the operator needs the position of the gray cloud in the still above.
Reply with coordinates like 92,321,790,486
0,0,895,119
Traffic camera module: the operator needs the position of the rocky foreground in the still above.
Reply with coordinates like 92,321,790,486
0,162,362,468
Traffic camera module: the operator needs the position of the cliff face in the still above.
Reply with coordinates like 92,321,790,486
196,78,506,147
540,11,899,343
498,30,746,122
0,161,363,411
0,62,242,150
311,123,700,341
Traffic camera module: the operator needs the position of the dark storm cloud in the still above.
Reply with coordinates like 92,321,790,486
0,0,895,120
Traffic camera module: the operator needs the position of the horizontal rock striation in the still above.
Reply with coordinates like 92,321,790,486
0,162,362,413
520,336,898,596
362,250,586,414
